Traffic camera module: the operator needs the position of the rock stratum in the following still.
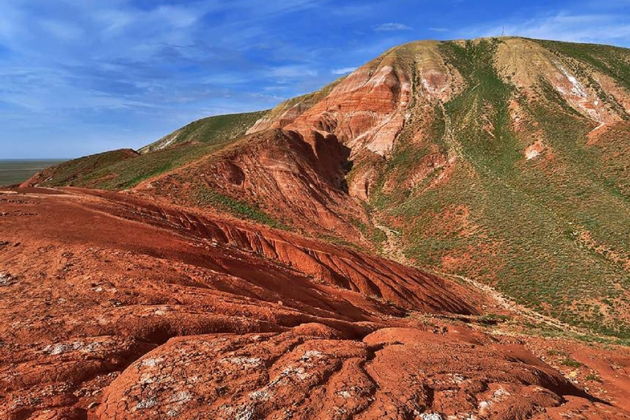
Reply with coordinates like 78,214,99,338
8,36,630,419
22,37,630,338
1,187,629,419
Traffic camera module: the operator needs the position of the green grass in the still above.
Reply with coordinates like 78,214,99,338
37,150,138,187
478,313,511,324
38,111,267,190
140,110,267,153
585,373,602,382
560,357,583,368
78,143,224,190
363,38,630,339
194,184,287,230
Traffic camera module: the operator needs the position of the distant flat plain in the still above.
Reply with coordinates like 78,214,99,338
0,160,66,186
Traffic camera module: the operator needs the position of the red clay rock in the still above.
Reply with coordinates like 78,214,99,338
97,326,627,419
0,187,468,418
135,129,371,245
1,188,628,419
250,41,462,158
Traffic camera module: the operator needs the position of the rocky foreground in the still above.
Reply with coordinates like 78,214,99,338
1,187,629,419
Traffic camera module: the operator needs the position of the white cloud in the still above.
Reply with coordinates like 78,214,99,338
39,19,84,41
269,65,317,78
151,5,200,28
429,27,448,32
94,9,134,35
374,22,412,32
331,66,357,75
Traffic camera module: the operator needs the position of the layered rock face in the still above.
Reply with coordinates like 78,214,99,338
249,41,462,157
24,37,628,336
135,128,372,243
131,42,465,246
2,188,629,419
238,37,630,338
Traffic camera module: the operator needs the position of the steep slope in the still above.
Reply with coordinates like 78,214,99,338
246,78,345,134
240,37,630,338
23,37,630,338
136,128,372,242
2,187,629,419
133,41,463,244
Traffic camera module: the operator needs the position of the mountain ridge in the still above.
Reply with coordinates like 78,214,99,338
5,35,630,419
22,36,630,338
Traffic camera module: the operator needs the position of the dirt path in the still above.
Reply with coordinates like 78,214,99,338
370,216,602,339
371,218,409,265
430,269,599,336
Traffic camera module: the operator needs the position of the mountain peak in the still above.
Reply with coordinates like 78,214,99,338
21,37,630,341
6,35,630,419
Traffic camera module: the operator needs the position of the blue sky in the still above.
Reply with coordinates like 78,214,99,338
1,0,629,158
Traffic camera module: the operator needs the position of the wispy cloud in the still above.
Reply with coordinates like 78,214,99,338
374,22,412,32
463,13,630,46
0,0,333,157
331,67,357,75
39,19,84,41
269,65,318,78
1,0,629,158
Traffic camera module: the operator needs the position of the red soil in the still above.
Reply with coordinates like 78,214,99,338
1,188,628,419
136,129,370,245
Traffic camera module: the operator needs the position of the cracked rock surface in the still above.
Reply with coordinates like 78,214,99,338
1,188,628,419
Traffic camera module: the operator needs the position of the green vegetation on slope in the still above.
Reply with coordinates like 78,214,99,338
140,110,267,153
34,149,138,187
193,183,287,230
367,38,630,338
36,111,267,190
537,39,630,90
72,143,225,190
